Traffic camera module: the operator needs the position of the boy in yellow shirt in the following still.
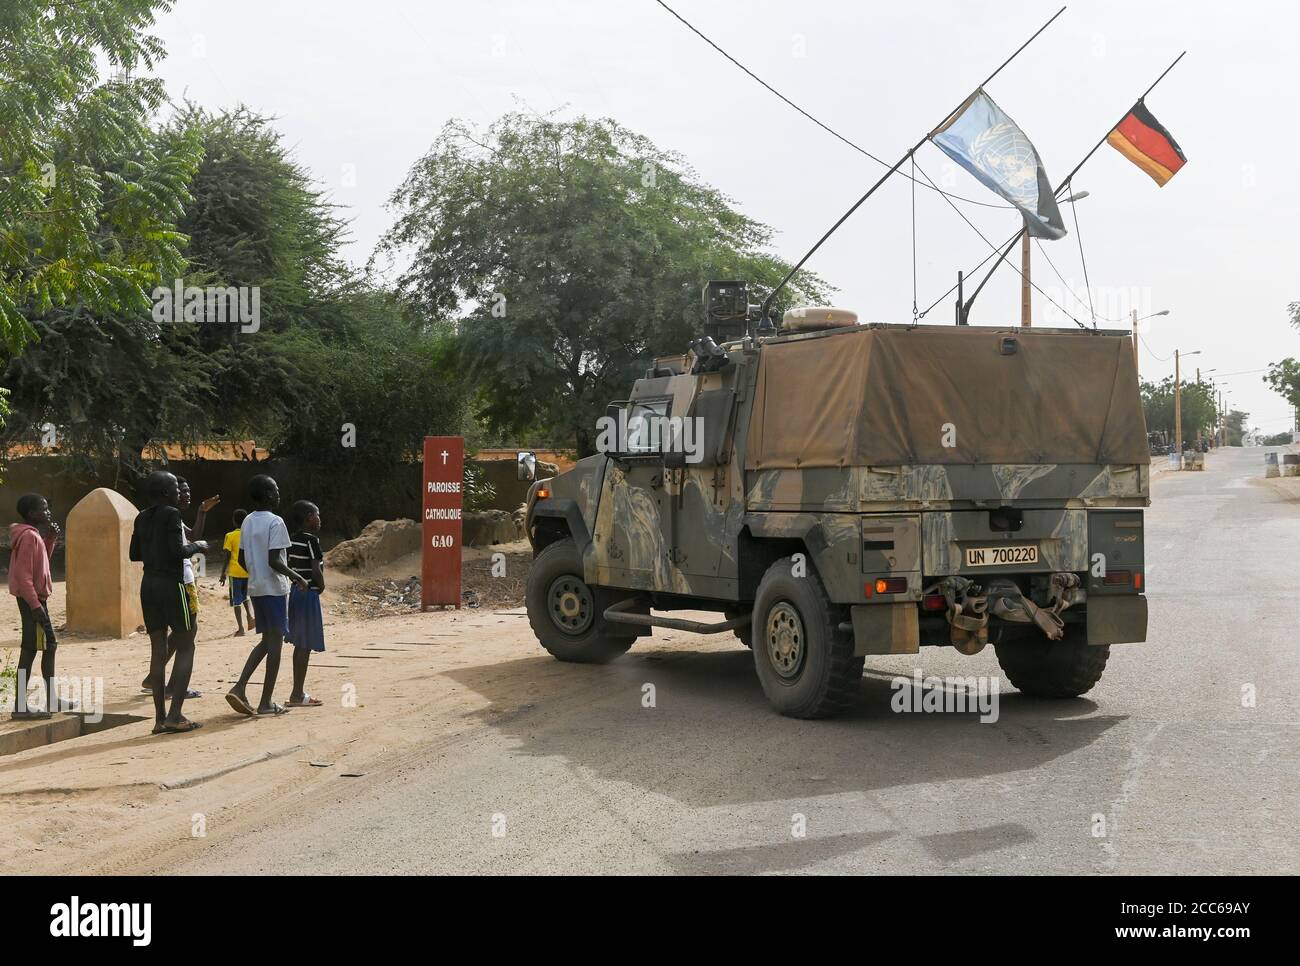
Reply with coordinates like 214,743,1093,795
219,509,256,636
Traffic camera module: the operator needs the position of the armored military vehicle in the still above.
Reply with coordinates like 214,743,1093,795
521,282,1150,718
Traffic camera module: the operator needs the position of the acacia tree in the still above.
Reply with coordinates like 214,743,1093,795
0,0,200,354
5,105,467,489
376,113,830,455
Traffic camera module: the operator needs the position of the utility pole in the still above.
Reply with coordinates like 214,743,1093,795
1021,233,1032,327
1131,309,1139,380
1174,350,1182,457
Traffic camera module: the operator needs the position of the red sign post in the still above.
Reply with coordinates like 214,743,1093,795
421,436,464,609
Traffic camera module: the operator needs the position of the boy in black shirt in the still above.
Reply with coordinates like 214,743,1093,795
129,471,209,733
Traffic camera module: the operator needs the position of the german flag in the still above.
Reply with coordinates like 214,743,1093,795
1107,100,1187,186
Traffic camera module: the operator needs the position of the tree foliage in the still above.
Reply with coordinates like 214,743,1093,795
0,0,200,354
1223,409,1248,447
4,103,468,498
1264,357,1300,410
377,112,831,454
1141,377,1217,446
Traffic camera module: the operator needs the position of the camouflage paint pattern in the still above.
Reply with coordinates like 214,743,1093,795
921,508,1089,575
529,329,1144,624
747,462,1146,511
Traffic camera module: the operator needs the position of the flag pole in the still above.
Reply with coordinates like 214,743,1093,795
958,51,1186,324
758,5,1068,329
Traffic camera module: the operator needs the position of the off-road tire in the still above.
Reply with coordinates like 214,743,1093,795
994,629,1109,698
751,558,863,718
526,538,633,664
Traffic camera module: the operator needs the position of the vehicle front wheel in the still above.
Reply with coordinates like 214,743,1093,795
993,629,1108,697
526,538,633,664
751,558,862,718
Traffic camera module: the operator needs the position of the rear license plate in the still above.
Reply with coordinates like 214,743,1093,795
965,545,1038,567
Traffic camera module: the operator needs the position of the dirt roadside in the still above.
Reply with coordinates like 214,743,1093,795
0,541,536,874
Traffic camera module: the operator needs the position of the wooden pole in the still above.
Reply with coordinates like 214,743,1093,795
1021,232,1032,326
1174,349,1183,457
1131,309,1139,380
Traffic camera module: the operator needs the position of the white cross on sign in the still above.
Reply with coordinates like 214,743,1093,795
441,450,448,464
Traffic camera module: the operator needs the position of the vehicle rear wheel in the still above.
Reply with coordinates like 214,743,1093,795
993,628,1109,697
526,538,633,664
751,558,862,718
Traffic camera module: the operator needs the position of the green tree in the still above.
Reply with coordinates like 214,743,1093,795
1223,409,1248,447
3,106,351,479
1264,357,1300,411
0,0,201,353
1141,377,1217,447
376,112,831,455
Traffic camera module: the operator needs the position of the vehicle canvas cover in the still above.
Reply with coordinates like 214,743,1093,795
745,326,1149,469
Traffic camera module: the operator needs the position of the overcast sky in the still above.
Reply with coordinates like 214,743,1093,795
147,0,1299,432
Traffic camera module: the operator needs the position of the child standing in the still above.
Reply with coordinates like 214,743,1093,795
285,500,325,708
226,474,306,718
219,508,256,636
8,494,60,719
130,471,209,734
140,476,217,698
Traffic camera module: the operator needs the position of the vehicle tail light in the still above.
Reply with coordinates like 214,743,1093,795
922,594,946,611
1134,572,1143,590
1102,570,1131,585
874,577,907,595
536,487,550,500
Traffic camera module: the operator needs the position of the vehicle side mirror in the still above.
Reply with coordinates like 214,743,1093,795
517,450,537,481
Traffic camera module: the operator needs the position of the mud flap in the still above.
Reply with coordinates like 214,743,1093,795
850,603,919,656
1086,595,1147,645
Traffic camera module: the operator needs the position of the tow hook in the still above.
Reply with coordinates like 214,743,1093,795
929,576,989,654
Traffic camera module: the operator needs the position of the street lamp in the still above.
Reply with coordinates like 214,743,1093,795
1175,349,1201,456
1022,191,1090,326
1134,309,1171,323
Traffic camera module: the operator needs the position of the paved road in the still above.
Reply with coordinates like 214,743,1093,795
171,448,1298,874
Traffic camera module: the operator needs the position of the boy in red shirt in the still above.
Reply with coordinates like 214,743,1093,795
8,494,60,718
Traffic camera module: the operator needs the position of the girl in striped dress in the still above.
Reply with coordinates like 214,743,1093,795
285,500,325,708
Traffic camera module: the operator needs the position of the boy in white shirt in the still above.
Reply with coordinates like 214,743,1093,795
225,474,307,717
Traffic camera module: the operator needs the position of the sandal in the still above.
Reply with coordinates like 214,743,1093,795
256,703,290,716
158,718,202,734
286,695,323,708
225,692,255,717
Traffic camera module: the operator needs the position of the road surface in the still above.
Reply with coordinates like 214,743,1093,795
128,448,1299,874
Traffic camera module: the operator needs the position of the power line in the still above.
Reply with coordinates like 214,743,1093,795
910,159,1086,326
650,0,1013,211
1138,333,1172,361
1033,238,1126,323
1068,193,1096,327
